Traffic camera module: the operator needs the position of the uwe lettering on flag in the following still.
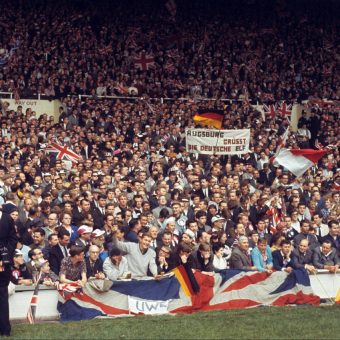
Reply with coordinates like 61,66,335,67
134,52,155,71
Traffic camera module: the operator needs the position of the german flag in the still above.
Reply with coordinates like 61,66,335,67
172,264,200,297
193,109,224,129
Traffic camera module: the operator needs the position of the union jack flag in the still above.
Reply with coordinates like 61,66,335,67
126,36,138,49
173,80,185,90
134,52,155,71
98,44,112,55
307,98,334,109
164,60,175,72
114,82,129,94
127,27,141,36
263,104,277,119
45,142,82,163
166,49,180,59
57,270,319,321
262,93,275,102
277,101,292,117
26,271,42,324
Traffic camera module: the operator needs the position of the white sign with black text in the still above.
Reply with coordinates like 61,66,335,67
185,128,250,155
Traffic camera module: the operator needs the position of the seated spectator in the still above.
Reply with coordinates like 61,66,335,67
272,240,293,273
10,250,32,285
26,247,45,277
229,236,256,271
59,245,87,287
321,220,340,253
172,242,194,267
156,245,176,274
112,231,157,278
103,248,129,281
212,242,228,271
36,260,59,286
85,245,105,279
251,238,273,273
291,239,316,274
188,243,214,274
91,229,108,262
312,240,340,273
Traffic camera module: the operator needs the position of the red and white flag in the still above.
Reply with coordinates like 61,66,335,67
277,101,292,117
133,52,155,71
165,0,177,18
45,142,82,163
263,104,277,119
273,148,328,177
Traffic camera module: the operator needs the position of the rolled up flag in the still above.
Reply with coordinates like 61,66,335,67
273,148,328,177
193,109,224,129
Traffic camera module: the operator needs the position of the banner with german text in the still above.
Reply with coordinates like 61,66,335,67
185,128,250,155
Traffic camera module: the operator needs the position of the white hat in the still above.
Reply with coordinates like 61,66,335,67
184,229,195,239
78,225,93,236
14,249,24,257
91,229,105,238
211,215,225,224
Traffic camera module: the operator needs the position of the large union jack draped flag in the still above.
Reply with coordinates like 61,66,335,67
57,269,319,321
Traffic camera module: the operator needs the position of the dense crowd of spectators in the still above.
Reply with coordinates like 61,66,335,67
0,0,339,102
0,0,339,289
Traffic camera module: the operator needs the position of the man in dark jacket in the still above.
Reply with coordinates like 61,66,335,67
291,239,317,274
188,242,214,273
272,239,293,272
313,240,340,273
0,210,17,336
85,245,105,279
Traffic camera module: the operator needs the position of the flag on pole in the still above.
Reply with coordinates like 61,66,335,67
193,110,224,129
26,283,39,324
45,142,82,163
273,148,328,177
26,271,42,324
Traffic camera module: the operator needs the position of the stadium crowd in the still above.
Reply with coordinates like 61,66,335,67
0,0,339,290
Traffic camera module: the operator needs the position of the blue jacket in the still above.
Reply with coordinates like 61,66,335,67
251,246,273,272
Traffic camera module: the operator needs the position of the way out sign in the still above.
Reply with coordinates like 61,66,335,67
128,296,169,315
185,128,250,155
